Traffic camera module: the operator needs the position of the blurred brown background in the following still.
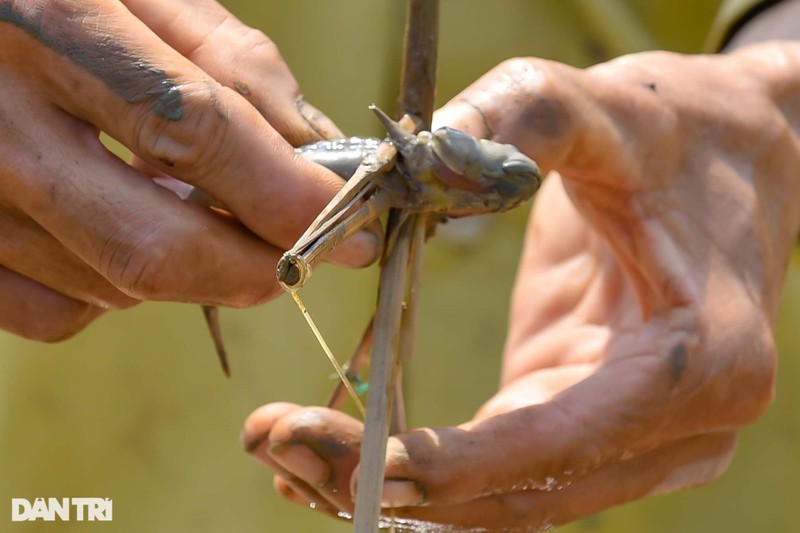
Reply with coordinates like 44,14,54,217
2,1,798,531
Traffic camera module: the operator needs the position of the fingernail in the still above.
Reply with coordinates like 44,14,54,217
334,228,382,269
242,431,269,453
298,97,344,139
353,228,382,265
269,444,331,488
381,479,424,508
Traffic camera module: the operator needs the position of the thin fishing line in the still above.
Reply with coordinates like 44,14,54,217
290,290,366,418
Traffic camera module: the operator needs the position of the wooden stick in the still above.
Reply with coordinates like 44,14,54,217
397,0,439,126
352,1,439,530
202,305,229,377
391,215,427,435
352,211,413,532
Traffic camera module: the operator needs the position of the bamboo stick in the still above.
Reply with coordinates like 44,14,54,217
352,213,414,532
352,1,439,531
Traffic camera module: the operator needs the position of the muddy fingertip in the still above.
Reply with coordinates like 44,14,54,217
298,97,345,140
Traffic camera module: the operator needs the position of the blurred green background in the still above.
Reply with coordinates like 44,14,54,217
2,1,799,532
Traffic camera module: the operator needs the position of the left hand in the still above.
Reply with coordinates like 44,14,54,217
241,42,800,530
0,0,375,340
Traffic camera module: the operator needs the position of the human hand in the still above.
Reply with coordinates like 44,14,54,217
0,0,376,341
242,42,800,530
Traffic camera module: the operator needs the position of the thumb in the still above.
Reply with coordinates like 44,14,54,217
433,58,629,175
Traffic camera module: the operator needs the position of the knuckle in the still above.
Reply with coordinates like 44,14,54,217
131,81,234,181
494,57,561,95
97,219,278,306
239,28,284,65
495,57,538,76
191,17,287,81
99,223,184,301
123,250,176,301
484,57,574,146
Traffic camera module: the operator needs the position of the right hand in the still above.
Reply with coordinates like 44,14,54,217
243,42,799,531
0,0,378,341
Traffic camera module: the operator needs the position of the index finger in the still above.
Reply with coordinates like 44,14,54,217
14,0,376,261
432,57,646,181
120,0,344,145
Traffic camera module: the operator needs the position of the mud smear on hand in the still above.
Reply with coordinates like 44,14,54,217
668,342,688,384
0,1,183,121
518,96,569,138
